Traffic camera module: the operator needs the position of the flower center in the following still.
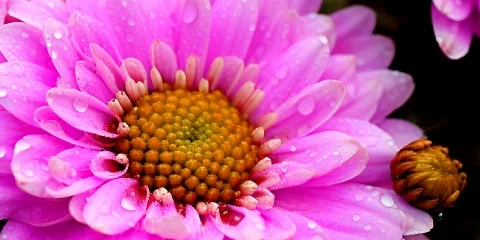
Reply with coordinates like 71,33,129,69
115,83,261,206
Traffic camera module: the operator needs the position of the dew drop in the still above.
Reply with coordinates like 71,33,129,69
386,139,394,146
121,0,128,7
128,18,135,26
353,215,360,221
72,97,88,113
319,35,328,44
371,191,379,197
53,29,63,39
364,224,372,231
290,146,296,152
333,151,339,156
0,145,5,158
380,194,394,208
21,32,29,38
1,233,7,239
126,34,134,43
275,65,289,79
183,0,198,24
0,87,8,97
366,185,373,191
51,50,58,60
307,221,317,229
355,195,363,201
297,96,315,115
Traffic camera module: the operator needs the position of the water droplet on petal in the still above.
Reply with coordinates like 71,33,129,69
307,221,317,229
366,185,373,190
380,194,394,208
0,87,7,97
128,18,135,26
0,145,5,158
372,191,379,197
51,50,58,60
333,151,339,156
72,97,88,113
121,0,128,7
53,29,63,39
1,233,7,239
183,0,198,24
386,139,394,146
290,146,296,152
21,32,29,38
364,224,372,231
297,96,315,116
353,215,360,221
275,65,289,79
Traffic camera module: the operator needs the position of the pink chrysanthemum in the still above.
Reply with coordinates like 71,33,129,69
431,0,477,59
0,0,433,239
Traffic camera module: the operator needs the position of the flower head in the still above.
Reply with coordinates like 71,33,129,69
431,0,477,59
0,0,433,239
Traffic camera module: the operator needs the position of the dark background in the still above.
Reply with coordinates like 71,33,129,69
322,0,480,239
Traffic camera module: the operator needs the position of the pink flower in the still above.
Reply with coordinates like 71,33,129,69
0,0,432,239
431,0,476,59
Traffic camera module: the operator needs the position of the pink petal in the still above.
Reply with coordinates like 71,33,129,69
275,209,327,240
259,208,296,240
149,40,178,84
183,205,203,239
246,7,300,63
90,151,128,179
333,35,395,71
0,61,58,127
69,189,96,224
197,220,224,240
405,235,430,240
1,220,106,240
208,205,265,240
45,148,106,198
83,178,148,235
43,18,81,89
378,118,424,148
207,0,258,63
0,22,53,68
256,161,316,190
8,0,69,29
255,36,330,117
334,76,383,121
320,54,356,83
263,80,345,141
0,111,43,174
331,5,376,40
76,61,114,103
314,118,398,182
34,106,106,150
90,43,124,94
120,58,148,86
174,0,212,84
364,70,415,123
433,0,474,21
11,135,71,197
275,183,433,239
142,202,191,239
431,4,473,59
67,11,121,63
0,0,6,25
299,14,336,49
215,56,245,95
286,0,323,14
273,131,367,186
46,88,120,139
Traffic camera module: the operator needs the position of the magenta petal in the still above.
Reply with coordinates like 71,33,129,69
264,80,345,141
149,40,178,84
287,0,323,14
321,54,356,83
378,118,424,148
90,151,128,179
183,205,202,239
275,209,327,240
90,43,124,94
196,220,224,240
431,4,473,59
0,61,58,127
247,8,300,63
0,23,53,68
46,88,120,138
0,0,6,25
8,0,69,29
34,106,105,150
76,61,114,103
433,0,474,21
0,111,43,174
43,18,81,89
174,0,212,84
215,56,244,95
260,161,316,190
299,14,336,49
208,205,265,240
207,0,258,63
333,35,395,71
83,178,148,235
1,220,106,240
11,135,71,197
142,202,191,239
120,58,148,86
256,36,330,113
259,208,296,240
69,189,97,224
275,183,433,239
331,5,376,40
364,70,415,123
68,11,121,62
